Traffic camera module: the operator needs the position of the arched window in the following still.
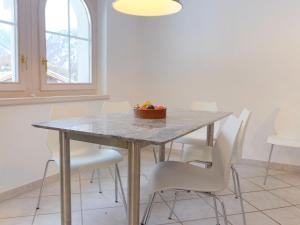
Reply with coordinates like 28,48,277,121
0,0,18,83
44,0,92,84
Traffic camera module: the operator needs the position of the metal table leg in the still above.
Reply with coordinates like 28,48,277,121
207,123,214,147
158,144,165,162
127,142,141,225
59,131,72,225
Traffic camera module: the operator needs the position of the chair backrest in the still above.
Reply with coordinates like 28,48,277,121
190,101,218,112
101,101,131,113
190,101,220,136
212,115,242,188
231,108,252,163
275,106,300,139
48,105,95,158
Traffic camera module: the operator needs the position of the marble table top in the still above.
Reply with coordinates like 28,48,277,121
33,110,231,145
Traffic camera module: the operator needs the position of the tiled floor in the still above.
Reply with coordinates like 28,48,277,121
1,149,300,225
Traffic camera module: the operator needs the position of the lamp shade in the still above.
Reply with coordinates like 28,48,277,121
112,0,182,16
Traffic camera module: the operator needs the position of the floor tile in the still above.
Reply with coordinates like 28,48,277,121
0,197,37,218
264,206,300,225
228,212,278,225
77,168,113,181
270,187,300,205
33,212,82,225
141,202,180,225
243,191,291,210
172,198,216,221
80,176,116,193
83,207,127,225
81,191,123,210
274,173,300,186
206,195,257,215
248,176,290,190
229,178,263,193
235,165,266,178
0,216,33,225
182,217,225,225
18,180,80,198
37,194,81,215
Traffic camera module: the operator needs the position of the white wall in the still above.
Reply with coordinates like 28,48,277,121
0,0,144,193
106,0,145,103
141,0,300,166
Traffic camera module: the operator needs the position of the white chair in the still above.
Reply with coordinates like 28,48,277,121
167,101,220,160
89,101,132,183
264,107,300,185
141,115,243,225
34,105,127,225
181,108,251,224
182,108,251,165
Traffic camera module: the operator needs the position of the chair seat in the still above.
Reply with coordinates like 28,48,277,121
182,145,212,163
52,148,123,171
267,135,300,148
148,161,225,193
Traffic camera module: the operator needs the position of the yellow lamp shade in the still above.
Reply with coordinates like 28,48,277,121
112,0,182,17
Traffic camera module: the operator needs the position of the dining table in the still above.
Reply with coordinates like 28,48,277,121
32,110,231,225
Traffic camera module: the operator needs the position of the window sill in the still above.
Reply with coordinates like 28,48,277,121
0,95,110,107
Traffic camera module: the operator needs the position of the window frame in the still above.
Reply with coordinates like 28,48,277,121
0,0,29,92
38,0,97,91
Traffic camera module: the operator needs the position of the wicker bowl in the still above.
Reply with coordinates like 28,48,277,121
134,108,167,119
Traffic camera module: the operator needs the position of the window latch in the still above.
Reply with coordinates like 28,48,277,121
21,55,28,70
41,57,48,72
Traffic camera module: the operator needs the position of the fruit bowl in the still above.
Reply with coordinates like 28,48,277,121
134,101,167,119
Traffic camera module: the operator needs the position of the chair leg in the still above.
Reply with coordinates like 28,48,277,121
78,172,84,225
90,169,95,183
152,147,158,164
264,144,274,185
231,166,239,199
213,195,220,225
141,192,157,225
115,164,127,213
167,141,174,161
233,167,247,225
36,160,54,210
115,166,118,203
97,169,102,193
168,191,178,219
220,199,229,225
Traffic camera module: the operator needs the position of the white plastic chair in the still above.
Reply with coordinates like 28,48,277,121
181,108,251,225
34,105,127,225
141,115,242,225
182,108,252,165
264,107,300,185
89,101,132,183
167,101,220,160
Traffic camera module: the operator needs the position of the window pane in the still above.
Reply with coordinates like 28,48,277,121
70,0,90,39
0,23,17,82
45,0,68,35
45,0,91,84
0,0,15,23
46,33,69,83
70,38,90,83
